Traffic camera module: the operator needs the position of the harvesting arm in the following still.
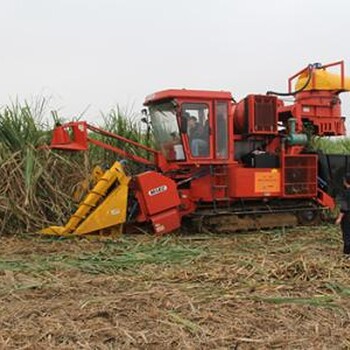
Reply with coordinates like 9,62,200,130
49,121,170,172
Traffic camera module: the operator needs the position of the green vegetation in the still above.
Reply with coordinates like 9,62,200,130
92,107,151,167
310,136,350,154
0,238,203,273
0,100,147,235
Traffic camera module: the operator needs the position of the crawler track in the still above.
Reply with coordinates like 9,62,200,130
190,200,321,233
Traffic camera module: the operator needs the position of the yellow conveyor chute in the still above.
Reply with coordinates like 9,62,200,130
41,161,130,237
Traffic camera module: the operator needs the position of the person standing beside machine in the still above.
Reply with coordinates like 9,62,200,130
336,174,350,255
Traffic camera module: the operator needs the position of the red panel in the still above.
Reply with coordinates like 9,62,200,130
317,189,335,210
253,95,278,134
234,95,278,135
282,155,317,197
228,168,281,198
50,122,88,151
190,175,214,202
150,208,181,235
135,171,181,216
294,91,345,136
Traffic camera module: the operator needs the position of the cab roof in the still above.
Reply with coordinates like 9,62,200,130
144,89,233,105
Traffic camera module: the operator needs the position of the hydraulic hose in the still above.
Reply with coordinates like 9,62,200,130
266,64,314,96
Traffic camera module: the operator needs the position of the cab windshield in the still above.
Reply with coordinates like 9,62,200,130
149,102,185,161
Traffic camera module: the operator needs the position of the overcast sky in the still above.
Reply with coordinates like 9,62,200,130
0,0,349,125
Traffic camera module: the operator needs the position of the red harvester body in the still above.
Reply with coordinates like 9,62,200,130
42,61,350,236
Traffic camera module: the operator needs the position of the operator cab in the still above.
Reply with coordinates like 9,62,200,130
144,89,233,164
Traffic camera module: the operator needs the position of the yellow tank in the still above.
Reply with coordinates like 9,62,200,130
295,68,350,92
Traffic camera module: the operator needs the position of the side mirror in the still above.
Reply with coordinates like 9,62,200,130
180,116,188,133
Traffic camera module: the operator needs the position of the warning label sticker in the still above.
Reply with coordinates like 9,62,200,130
255,171,280,193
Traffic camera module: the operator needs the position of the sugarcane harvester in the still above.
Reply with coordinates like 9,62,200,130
41,61,350,237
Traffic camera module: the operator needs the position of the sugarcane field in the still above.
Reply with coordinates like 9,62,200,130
2,1,350,349
0,98,350,349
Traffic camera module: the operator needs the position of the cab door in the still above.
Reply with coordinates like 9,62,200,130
180,101,213,160
214,101,229,160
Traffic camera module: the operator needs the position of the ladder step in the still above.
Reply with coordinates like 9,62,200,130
211,165,230,205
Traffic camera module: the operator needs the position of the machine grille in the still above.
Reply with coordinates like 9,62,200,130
254,96,277,133
284,156,317,197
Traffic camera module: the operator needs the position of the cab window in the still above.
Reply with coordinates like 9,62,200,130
182,103,209,157
149,102,184,160
215,102,228,158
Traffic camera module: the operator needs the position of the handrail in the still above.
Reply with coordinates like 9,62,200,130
288,60,345,93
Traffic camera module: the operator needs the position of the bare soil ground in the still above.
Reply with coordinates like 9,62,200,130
0,226,350,349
